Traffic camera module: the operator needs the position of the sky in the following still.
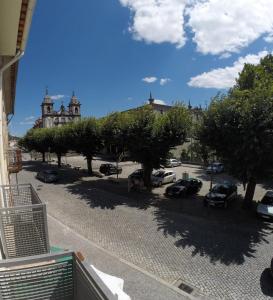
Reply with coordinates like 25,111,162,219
10,0,273,136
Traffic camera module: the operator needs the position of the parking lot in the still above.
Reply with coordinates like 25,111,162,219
56,154,270,223
20,154,273,299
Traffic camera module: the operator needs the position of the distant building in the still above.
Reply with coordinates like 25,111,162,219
126,92,203,119
34,90,81,129
146,92,172,114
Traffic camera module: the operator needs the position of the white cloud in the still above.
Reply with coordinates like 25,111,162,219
160,78,171,85
120,0,273,55
142,76,157,83
187,0,273,55
51,94,65,100
188,50,269,89
25,116,35,121
264,33,273,43
119,0,187,48
147,99,166,105
219,53,231,59
19,121,35,125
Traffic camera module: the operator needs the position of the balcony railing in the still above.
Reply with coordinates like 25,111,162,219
7,149,22,173
0,251,117,300
0,184,50,259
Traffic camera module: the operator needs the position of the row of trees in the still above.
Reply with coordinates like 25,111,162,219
20,55,273,206
19,105,191,187
198,54,273,207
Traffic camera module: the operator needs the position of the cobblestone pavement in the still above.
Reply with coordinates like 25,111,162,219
18,159,273,300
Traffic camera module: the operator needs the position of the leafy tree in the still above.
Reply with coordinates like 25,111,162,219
70,118,102,175
101,112,131,178
20,128,52,162
199,54,273,207
50,126,70,167
127,105,190,188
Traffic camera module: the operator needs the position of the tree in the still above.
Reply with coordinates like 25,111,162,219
101,112,131,178
199,54,273,207
70,118,102,175
126,105,190,188
20,128,52,162
50,126,70,167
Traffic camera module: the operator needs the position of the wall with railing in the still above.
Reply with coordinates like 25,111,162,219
0,184,50,259
7,149,22,173
0,251,118,300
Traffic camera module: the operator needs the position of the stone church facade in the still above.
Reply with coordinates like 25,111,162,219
33,90,81,129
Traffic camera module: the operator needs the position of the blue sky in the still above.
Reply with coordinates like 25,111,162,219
10,0,273,136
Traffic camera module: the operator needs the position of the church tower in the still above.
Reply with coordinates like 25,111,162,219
41,88,54,128
68,91,81,119
41,88,53,116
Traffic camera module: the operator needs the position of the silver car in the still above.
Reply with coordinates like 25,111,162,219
257,191,273,219
165,159,182,168
152,170,176,187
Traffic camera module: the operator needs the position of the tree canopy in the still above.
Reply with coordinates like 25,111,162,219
199,54,273,206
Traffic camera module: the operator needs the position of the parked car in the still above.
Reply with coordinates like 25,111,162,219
151,170,176,187
36,170,59,183
206,162,224,174
128,169,144,179
204,182,237,208
99,163,122,175
257,191,273,220
165,178,202,197
164,158,182,168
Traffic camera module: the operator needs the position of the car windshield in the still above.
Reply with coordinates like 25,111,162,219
153,171,165,177
211,185,229,194
261,195,273,205
175,180,189,186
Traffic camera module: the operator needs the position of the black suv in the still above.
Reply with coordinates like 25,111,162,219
165,178,202,197
204,182,237,208
99,163,122,175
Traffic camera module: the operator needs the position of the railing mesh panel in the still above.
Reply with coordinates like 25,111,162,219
0,185,49,259
1,185,40,207
0,206,49,258
0,258,74,300
7,150,22,173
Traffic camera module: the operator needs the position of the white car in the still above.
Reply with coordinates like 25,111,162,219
151,170,176,187
257,191,273,219
165,159,182,168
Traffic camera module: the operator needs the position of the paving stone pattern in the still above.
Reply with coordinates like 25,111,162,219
19,163,273,300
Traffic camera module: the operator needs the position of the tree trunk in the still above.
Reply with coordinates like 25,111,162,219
42,152,45,162
143,165,153,190
57,154,62,168
86,156,93,175
243,177,256,209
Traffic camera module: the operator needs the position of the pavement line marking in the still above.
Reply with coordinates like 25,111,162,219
48,214,202,300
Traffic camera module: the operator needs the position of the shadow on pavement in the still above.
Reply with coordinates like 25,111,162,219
22,160,90,185
153,206,273,266
65,179,158,210
260,268,273,297
23,159,273,266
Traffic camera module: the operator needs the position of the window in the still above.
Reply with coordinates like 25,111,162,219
47,106,50,113
75,107,78,114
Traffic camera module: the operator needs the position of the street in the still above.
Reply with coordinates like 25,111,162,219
17,155,273,300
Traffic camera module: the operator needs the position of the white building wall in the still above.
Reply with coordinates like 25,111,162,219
0,73,9,188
